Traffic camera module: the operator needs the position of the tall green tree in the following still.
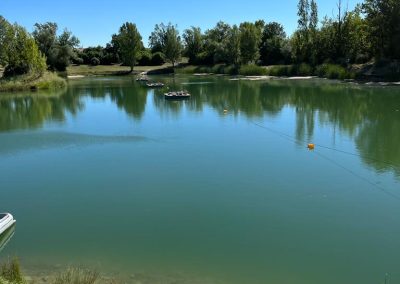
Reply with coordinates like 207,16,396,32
33,23,79,71
362,0,400,59
1,23,46,77
114,22,143,72
0,16,13,67
224,25,241,66
204,21,231,64
295,0,310,62
239,22,261,64
32,22,58,57
150,23,182,67
309,0,319,63
183,27,203,64
163,24,182,67
149,23,167,53
259,22,287,65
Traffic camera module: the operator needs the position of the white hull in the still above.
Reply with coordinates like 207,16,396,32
0,213,16,235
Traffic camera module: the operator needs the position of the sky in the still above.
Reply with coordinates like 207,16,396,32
1,0,359,47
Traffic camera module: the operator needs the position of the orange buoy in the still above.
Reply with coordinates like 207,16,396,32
307,143,315,150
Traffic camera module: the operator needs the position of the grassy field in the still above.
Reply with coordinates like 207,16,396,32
65,63,175,76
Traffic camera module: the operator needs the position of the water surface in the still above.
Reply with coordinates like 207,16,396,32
1,76,400,284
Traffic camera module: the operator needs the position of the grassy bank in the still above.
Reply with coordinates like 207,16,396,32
65,63,174,76
265,63,356,79
178,63,359,80
0,258,99,284
0,72,66,92
65,62,399,81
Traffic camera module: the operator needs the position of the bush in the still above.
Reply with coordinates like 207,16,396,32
239,64,267,76
72,57,84,65
90,57,100,66
54,268,98,284
100,53,115,65
315,64,353,80
0,71,66,92
296,63,313,76
138,50,152,66
150,52,165,66
265,65,301,76
355,54,370,64
0,258,23,283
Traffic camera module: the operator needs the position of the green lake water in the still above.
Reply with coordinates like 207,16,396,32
0,75,400,284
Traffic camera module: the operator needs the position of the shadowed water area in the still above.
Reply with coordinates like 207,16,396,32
0,75,400,284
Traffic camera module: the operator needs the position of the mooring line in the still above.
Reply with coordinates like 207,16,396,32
249,120,400,201
312,150,400,201
250,120,396,167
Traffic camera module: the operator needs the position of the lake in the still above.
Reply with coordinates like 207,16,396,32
0,75,400,284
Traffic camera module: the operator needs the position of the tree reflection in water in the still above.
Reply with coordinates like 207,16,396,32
0,76,399,177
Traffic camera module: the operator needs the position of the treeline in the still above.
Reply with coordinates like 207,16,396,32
179,0,400,66
76,0,399,71
0,17,80,77
1,0,399,78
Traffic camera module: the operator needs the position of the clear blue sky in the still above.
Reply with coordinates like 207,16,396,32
1,0,359,47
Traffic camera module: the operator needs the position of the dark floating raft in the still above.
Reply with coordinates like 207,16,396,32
164,91,191,100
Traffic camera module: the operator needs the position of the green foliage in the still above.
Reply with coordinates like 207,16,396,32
148,23,166,53
176,64,237,75
2,23,46,77
149,23,182,67
296,63,313,75
225,25,241,66
113,22,143,72
150,52,165,65
53,268,98,284
259,22,287,65
0,258,23,284
90,57,100,66
138,49,152,66
0,71,66,92
32,22,58,57
0,16,13,66
183,27,203,64
33,23,79,71
239,64,266,76
239,22,261,64
203,21,231,64
315,64,354,79
265,65,294,76
362,0,400,59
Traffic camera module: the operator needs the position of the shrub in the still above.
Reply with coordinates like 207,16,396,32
150,52,165,66
355,54,370,64
0,258,23,283
54,268,98,284
138,50,152,66
73,57,84,65
239,64,267,76
90,57,100,66
295,63,313,76
100,53,115,65
265,65,299,76
0,71,66,92
315,64,353,80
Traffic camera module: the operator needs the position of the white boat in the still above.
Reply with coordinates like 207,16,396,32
0,213,16,235
0,224,15,253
